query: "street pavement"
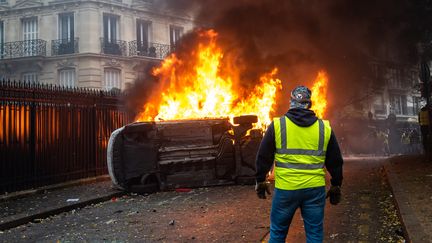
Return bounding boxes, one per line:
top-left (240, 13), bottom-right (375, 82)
top-left (0, 156), bottom-right (427, 242)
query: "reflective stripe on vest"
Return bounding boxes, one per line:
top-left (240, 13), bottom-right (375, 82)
top-left (273, 116), bottom-right (331, 190)
top-left (276, 118), bottom-right (325, 157)
top-left (275, 161), bottom-right (324, 169)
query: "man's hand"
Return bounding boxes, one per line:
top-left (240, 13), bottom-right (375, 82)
top-left (255, 181), bottom-right (271, 199)
top-left (326, 185), bottom-right (341, 205)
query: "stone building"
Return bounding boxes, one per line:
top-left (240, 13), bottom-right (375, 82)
top-left (368, 60), bottom-right (421, 122)
top-left (0, 0), bottom-right (195, 90)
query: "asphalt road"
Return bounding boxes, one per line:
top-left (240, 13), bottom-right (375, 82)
top-left (0, 158), bottom-right (405, 242)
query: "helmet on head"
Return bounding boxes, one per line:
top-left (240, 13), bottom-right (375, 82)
top-left (290, 85), bottom-right (312, 109)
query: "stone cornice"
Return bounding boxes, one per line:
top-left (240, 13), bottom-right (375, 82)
top-left (0, 0), bottom-right (195, 22)
top-left (0, 3), bottom-right (11, 11)
top-left (0, 52), bottom-right (163, 65)
top-left (14, 0), bottom-right (44, 9)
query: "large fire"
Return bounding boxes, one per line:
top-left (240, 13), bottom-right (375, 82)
top-left (311, 71), bottom-right (329, 118)
top-left (136, 29), bottom-right (328, 127)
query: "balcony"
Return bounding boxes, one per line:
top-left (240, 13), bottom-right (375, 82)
top-left (1, 39), bottom-right (47, 59)
top-left (51, 38), bottom-right (79, 55)
top-left (128, 41), bottom-right (170, 59)
top-left (100, 38), bottom-right (127, 56)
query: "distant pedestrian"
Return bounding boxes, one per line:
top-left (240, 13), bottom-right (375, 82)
top-left (377, 130), bottom-right (389, 156)
top-left (419, 105), bottom-right (429, 154)
top-left (409, 128), bottom-right (421, 154)
top-left (401, 130), bottom-right (410, 154)
top-left (255, 86), bottom-right (344, 243)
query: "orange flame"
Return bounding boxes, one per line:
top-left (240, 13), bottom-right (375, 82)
top-left (136, 29), bottom-right (282, 128)
top-left (136, 29), bottom-right (329, 127)
top-left (310, 71), bottom-right (329, 118)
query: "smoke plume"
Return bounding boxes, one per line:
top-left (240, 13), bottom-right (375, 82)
top-left (125, 0), bottom-right (432, 118)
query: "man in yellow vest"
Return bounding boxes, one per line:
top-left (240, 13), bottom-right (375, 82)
top-left (255, 86), bottom-right (343, 243)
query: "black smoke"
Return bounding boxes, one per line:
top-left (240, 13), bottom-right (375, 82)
top-left (125, 0), bottom-right (432, 118)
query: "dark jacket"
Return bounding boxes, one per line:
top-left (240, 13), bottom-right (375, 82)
top-left (255, 108), bottom-right (344, 187)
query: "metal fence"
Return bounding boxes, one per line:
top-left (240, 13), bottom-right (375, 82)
top-left (0, 80), bottom-right (133, 193)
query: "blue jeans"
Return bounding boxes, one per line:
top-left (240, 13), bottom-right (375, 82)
top-left (269, 186), bottom-right (326, 243)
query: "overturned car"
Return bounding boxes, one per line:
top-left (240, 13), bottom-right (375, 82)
top-left (107, 115), bottom-right (262, 193)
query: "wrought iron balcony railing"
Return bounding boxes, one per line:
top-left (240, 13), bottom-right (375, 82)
top-left (1, 39), bottom-right (47, 59)
top-left (128, 41), bottom-right (170, 59)
top-left (100, 38), bottom-right (127, 56)
top-left (51, 38), bottom-right (79, 55)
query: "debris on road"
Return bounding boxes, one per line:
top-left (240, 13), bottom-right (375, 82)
top-left (66, 199), bottom-right (79, 202)
top-left (105, 219), bottom-right (115, 225)
top-left (169, 220), bottom-right (175, 226)
top-left (127, 211), bottom-right (139, 216)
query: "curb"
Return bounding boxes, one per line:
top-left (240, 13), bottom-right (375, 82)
top-left (0, 191), bottom-right (125, 231)
top-left (383, 163), bottom-right (426, 243)
top-left (0, 175), bottom-right (111, 201)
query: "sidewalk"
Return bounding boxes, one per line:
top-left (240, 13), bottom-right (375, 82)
top-left (385, 155), bottom-right (432, 243)
top-left (0, 178), bottom-right (124, 231)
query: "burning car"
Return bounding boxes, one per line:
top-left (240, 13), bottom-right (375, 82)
top-left (107, 29), bottom-right (329, 192)
top-left (107, 115), bottom-right (262, 192)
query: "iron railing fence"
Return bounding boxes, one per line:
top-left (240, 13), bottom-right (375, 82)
top-left (1, 39), bottom-right (47, 59)
top-left (0, 80), bottom-right (133, 193)
top-left (100, 38), bottom-right (127, 56)
top-left (128, 41), bottom-right (170, 59)
top-left (51, 38), bottom-right (79, 56)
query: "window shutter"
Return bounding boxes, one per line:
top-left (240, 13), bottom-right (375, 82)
top-left (136, 20), bottom-right (141, 44)
top-left (70, 14), bottom-right (74, 41)
top-left (103, 15), bottom-right (109, 42)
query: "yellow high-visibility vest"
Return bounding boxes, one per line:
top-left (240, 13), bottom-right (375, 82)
top-left (419, 110), bottom-right (429, 126)
top-left (273, 116), bottom-right (332, 190)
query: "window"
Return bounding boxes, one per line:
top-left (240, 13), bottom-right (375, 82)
top-left (59, 13), bottom-right (74, 41)
top-left (103, 14), bottom-right (118, 43)
top-left (59, 69), bottom-right (75, 87)
top-left (0, 21), bottom-right (3, 58)
top-left (170, 25), bottom-right (183, 48)
top-left (412, 96), bottom-right (422, 116)
top-left (22, 17), bottom-right (38, 56)
top-left (387, 68), bottom-right (403, 89)
top-left (373, 94), bottom-right (386, 115)
top-left (23, 17), bottom-right (38, 41)
top-left (390, 94), bottom-right (408, 115)
top-left (22, 72), bottom-right (38, 84)
top-left (57, 13), bottom-right (75, 54)
top-left (0, 0), bottom-right (7, 3)
top-left (104, 69), bottom-right (121, 90)
top-left (136, 19), bottom-right (150, 55)
top-left (102, 14), bottom-right (121, 55)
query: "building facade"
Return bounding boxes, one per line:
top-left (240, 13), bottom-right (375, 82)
top-left (0, 0), bottom-right (195, 90)
top-left (368, 60), bottom-right (422, 122)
